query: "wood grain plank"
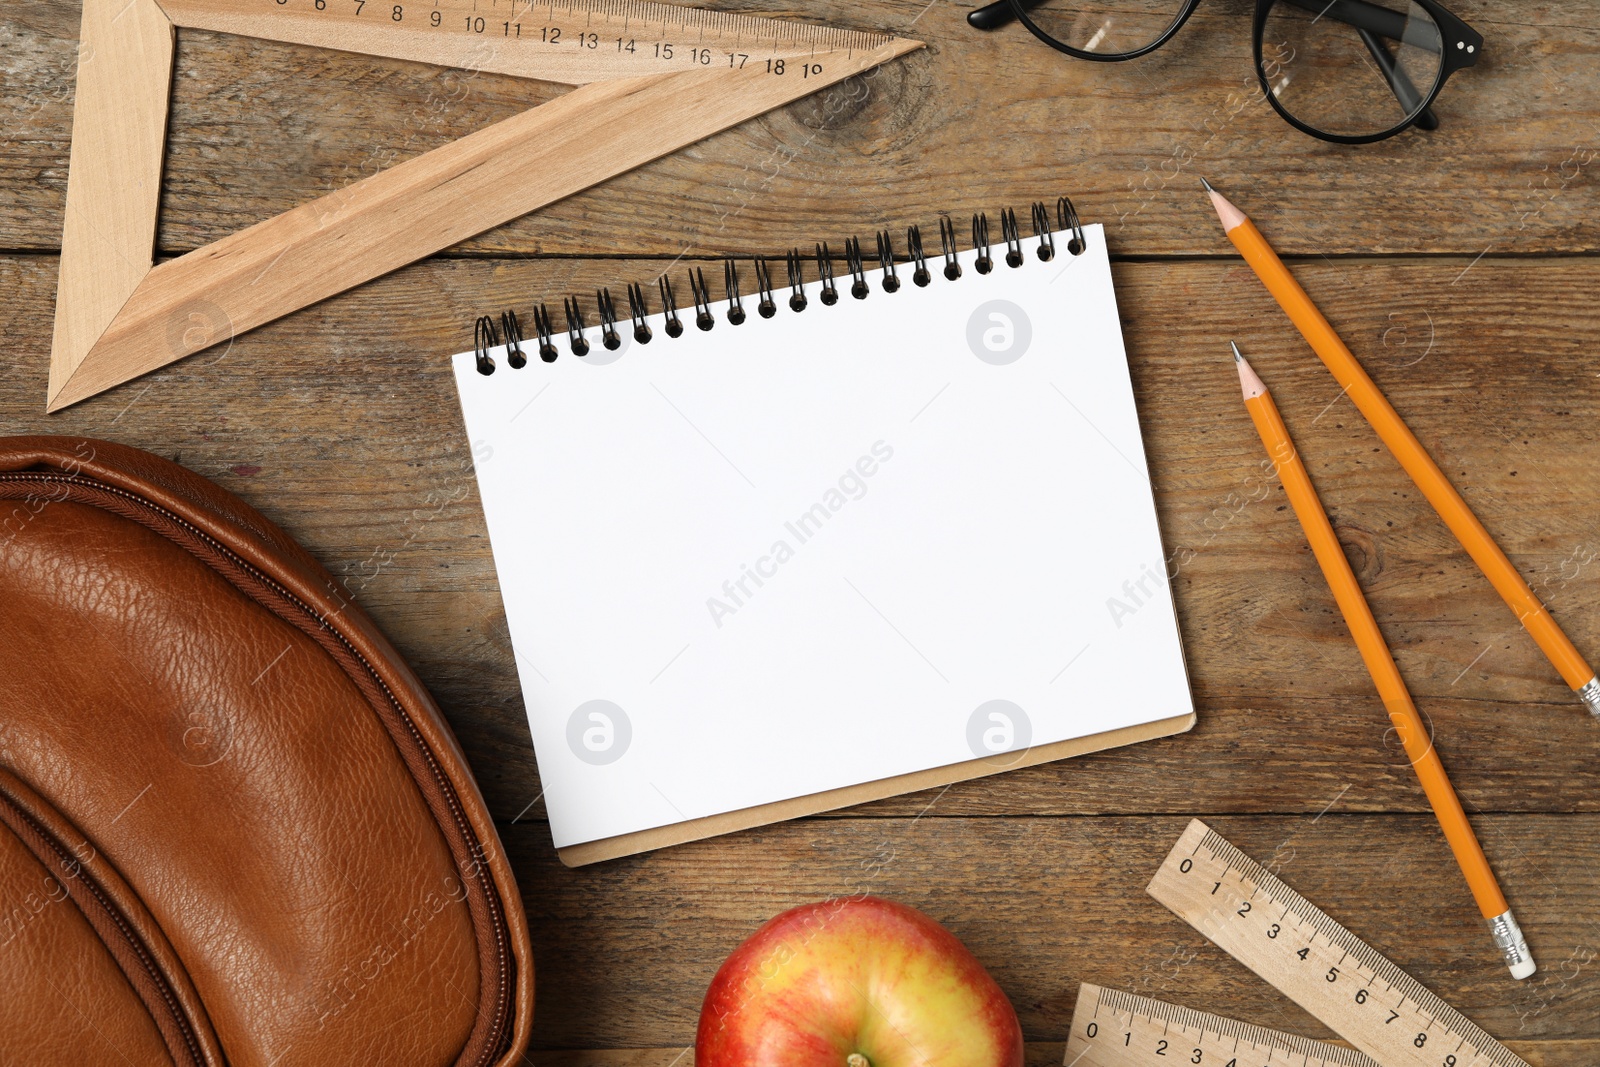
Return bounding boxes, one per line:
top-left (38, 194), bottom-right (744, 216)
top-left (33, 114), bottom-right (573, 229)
top-left (2, 254), bottom-right (1597, 822)
top-left (5, 6), bottom-right (1596, 1066)
top-left (4, 0), bottom-right (1600, 258)
top-left (501, 815), bottom-right (1599, 1051)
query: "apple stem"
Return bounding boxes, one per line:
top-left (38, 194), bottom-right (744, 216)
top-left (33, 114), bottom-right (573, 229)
top-left (846, 1056), bottom-right (870, 1067)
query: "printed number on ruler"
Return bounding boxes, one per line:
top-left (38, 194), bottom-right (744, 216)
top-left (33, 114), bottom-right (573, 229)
top-left (246, 0), bottom-right (874, 76)
top-left (1146, 820), bottom-right (1527, 1067)
top-left (1064, 982), bottom-right (1379, 1067)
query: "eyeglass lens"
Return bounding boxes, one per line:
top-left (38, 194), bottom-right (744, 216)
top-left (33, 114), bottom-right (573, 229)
top-left (1261, 0), bottom-right (1448, 139)
top-left (1011, 1), bottom-right (1194, 58)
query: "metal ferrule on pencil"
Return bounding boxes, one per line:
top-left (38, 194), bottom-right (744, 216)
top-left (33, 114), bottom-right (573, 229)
top-left (1578, 677), bottom-right (1600, 718)
top-left (1487, 910), bottom-right (1536, 980)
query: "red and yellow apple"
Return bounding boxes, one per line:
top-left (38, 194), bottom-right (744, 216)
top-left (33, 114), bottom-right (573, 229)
top-left (696, 895), bottom-right (1024, 1067)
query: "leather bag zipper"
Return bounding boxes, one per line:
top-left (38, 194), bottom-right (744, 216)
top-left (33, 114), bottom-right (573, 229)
top-left (0, 786), bottom-right (206, 1067)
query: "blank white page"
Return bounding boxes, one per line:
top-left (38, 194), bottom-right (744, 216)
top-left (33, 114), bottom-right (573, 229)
top-left (452, 224), bottom-right (1192, 851)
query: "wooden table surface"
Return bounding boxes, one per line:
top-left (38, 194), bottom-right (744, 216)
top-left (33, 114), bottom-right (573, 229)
top-left (4, 0), bottom-right (1598, 1062)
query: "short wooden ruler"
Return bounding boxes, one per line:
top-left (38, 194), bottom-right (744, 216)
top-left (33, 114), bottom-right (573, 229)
top-left (1125, 819), bottom-right (1527, 1067)
top-left (1064, 982), bottom-right (1380, 1067)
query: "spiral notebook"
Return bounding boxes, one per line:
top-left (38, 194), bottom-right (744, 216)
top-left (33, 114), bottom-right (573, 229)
top-left (451, 202), bottom-right (1195, 865)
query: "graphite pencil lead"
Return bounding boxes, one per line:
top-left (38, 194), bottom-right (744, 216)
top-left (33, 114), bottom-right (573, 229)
top-left (1230, 340), bottom-right (1243, 363)
top-left (1199, 176), bottom-right (1216, 193)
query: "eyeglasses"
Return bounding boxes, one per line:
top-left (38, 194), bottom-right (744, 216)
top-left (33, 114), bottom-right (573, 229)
top-left (967, 0), bottom-right (1483, 144)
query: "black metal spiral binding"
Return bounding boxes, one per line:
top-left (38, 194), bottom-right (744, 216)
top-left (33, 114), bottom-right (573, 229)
top-left (906, 225), bottom-right (931, 287)
top-left (470, 198), bottom-right (1089, 371)
top-left (1058, 196), bottom-right (1087, 256)
top-left (753, 258), bottom-right (777, 319)
top-left (1001, 208), bottom-right (1024, 268)
top-left (1031, 201), bottom-right (1056, 261)
top-left (971, 214), bottom-right (993, 275)
top-left (531, 304), bottom-right (559, 362)
top-left (845, 237), bottom-right (870, 299)
top-left (658, 274), bottom-right (684, 337)
top-left (816, 243), bottom-right (839, 306)
top-left (785, 249), bottom-right (808, 312)
top-left (937, 216), bottom-right (962, 281)
top-left (724, 259), bottom-right (747, 325)
top-left (688, 267), bottom-right (716, 331)
top-left (562, 297), bottom-right (590, 356)
top-left (474, 315), bottom-right (499, 375)
top-left (627, 282), bottom-right (652, 344)
top-left (596, 287), bottom-right (622, 350)
top-left (876, 230), bottom-right (901, 293)
top-left (500, 310), bottom-right (527, 369)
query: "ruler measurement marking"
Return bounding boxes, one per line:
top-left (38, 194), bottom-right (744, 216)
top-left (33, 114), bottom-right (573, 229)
top-left (246, 0), bottom-right (892, 55)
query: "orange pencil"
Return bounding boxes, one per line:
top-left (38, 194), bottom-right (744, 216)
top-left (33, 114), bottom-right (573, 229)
top-left (1205, 179), bottom-right (1599, 719)
top-left (1234, 343), bottom-right (1534, 981)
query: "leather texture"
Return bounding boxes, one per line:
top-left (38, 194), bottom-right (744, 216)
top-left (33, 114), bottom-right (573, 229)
top-left (0, 437), bottom-right (532, 1067)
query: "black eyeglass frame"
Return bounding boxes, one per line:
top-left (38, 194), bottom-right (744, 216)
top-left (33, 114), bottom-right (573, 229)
top-left (968, 0), bottom-right (1483, 144)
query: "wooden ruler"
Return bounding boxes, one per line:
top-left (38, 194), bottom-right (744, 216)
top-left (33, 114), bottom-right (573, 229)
top-left (1064, 983), bottom-right (1380, 1067)
top-left (158, 0), bottom-right (889, 84)
top-left (1141, 819), bottom-right (1526, 1067)
top-left (49, 0), bottom-right (920, 410)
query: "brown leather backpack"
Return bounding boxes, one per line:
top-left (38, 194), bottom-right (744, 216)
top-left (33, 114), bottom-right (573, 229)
top-left (0, 437), bottom-right (532, 1067)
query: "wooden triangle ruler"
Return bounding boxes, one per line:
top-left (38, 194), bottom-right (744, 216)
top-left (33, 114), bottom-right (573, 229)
top-left (49, 0), bottom-right (921, 411)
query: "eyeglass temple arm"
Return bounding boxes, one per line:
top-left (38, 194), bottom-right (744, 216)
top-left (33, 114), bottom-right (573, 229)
top-left (968, 0), bottom-right (1031, 31)
top-left (1356, 26), bottom-right (1440, 130)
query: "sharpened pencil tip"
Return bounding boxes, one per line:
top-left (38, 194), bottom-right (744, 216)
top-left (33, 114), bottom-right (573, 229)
top-left (1234, 345), bottom-right (1267, 401)
top-left (1202, 179), bottom-right (1248, 231)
